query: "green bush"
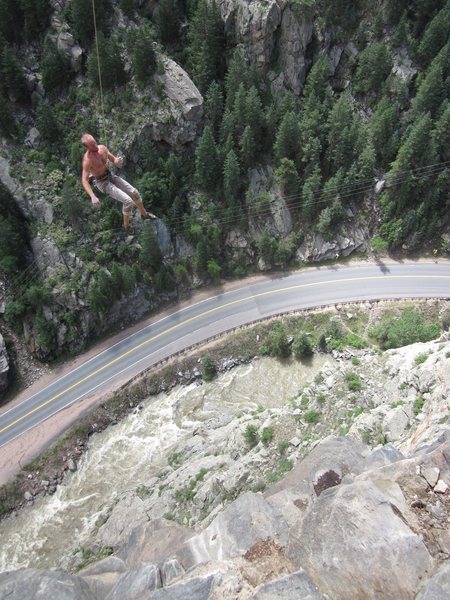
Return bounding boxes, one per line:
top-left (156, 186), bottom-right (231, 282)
top-left (345, 371), bottom-right (362, 392)
top-left (261, 426), bottom-right (274, 445)
top-left (414, 394), bottom-right (425, 415)
top-left (201, 356), bottom-right (217, 381)
top-left (293, 332), bottom-right (313, 358)
top-left (304, 410), bottom-right (320, 424)
top-left (269, 322), bottom-right (291, 359)
top-left (244, 424), bottom-right (259, 448)
top-left (369, 309), bottom-right (440, 349)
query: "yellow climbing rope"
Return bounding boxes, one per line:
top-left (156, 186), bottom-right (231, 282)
top-left (91, 0), bottom-right (107, 146)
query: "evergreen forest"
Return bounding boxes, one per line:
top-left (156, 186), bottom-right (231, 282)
top-left (0, 0), bottom-right (449, 362)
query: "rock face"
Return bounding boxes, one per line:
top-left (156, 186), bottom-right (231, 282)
top-left (277, 5), bottom-right (314, 95)
top-left (1, 337), bottom-right (450, 597)
top-left (2, 433), bottom-right (448, 598)
top-left (219, 0), bottom-right (284, 68)
top-left (128, 57), bottom-right (204, 154)
top-left (0, 569), bottom-right (96, 600)
top-left (0, 334), bottom-right (9, 396)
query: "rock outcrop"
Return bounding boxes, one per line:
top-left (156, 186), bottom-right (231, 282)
top-left (0, 334), bottom-right (9, 397)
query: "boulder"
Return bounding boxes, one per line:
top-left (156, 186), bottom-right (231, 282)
top-left (24, 127), bottom-right (42, 149)
top-left (250, 569), bottom-right (326, 599)
top-left (116, 518), bottom-right (192, 568)
top-left (105, 563), bottom-right (161, 600)
top-left (176, 491), bottom-right (289, 569)
top-left (0, 569), bottom-right (95, 600)
top-left (146, 573), bottom-right (217, 600)
top-left (30, 236), bottom-right (61, 275)
top-left (416, 564), bottom-right (450, 599)
top-left (79, 557), bottom-right (127, 600)
top-left (287, 478), bottom-right (434, 599)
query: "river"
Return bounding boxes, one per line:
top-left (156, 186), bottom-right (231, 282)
top-left (0, 355), bottom-right (330, 571)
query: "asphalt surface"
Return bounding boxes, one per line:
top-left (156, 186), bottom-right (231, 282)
top-left (1, 261), bottom-right (449, 449)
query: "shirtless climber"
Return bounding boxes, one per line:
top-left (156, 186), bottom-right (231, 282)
top-left (81, 133), bottom-right (156, 230)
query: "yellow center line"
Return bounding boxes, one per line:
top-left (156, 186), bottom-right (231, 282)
top-left (1, 273), bottom-right (449, 435)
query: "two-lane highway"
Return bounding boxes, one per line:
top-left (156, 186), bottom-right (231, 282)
top-left (1, 261), bottom-right (449, 451)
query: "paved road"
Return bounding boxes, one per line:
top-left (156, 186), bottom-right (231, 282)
top-left (1, 261), bottom-right (449, 449)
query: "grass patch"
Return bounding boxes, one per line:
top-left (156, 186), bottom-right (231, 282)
top-left (414, 352), bottom-right (429, 365)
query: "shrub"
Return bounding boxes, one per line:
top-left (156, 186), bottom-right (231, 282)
top-left (269, 322), bottom-right (291, 359)
top-left (345, 371), bottom-right (362, 392)
top-left (201, 356), bottom-right (216, 381)
top-left (369, 309), bottom-right (440, 349)
top-left (293, 332), bottom-right (313, 358)
top-left (414, 394), bottom-right (425, 415)
top-left (277, 440), bottom-right (289, 455)
top-left (304, 410), bottom-right (320, 424)
top-left (261, 426), bottom-right (274, 445)
top-left (244, 424), bottom-right (259, 448)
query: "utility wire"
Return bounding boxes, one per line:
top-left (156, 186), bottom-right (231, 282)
top-left (4, 160), bottom-right (448, 297)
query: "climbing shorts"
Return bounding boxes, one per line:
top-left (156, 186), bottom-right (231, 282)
top-left (94, 172), bottom-right (136, 214)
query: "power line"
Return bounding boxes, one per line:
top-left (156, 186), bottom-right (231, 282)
top-left (4, 159), bottom-right (448, 297)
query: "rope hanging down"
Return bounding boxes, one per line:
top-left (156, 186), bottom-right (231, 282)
top-left (91, 0), bottom-right (107, 146)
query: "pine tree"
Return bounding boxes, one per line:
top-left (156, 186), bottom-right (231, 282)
top-left (354, 41), bottom-right (392, 95)
top-left (370, 97), bottom-right (400, 166)
top-left (298, 109), bottom-right (323, 172)
top-left (156, 0), bottom-right (182, 45)
top-left (240, 125), bottom-right (256, 169)
top-left (302, 56), bottom-right (332, 116)
top-left (224, 49), bottom-right (246, 110)
top-left (388, 113), bottom-right (438, 212)
top-left (139, 223), bottom-right (163, 273)
top-left (205, 81), bottom-right (224, 136)
top-left (36, 101), bottom-right (60, 144)
top-left (129, 25), bottom-right (157, 87)
top-left (195, 126), bottom-right (221, 191)
top-left (245, 86), bottom-right (264, 147)
top-left (71, 0), bottom-right (112, 47)
top-left (223, 149), bottom-right (241, 205)
top-left (232, 82), bottom-right (248, 138)
top-left (273, 112), bottom-right (301, 164)
top-left (417, 4), bottom-right (450, 66)
top-left (433, 100), bottom-right (450, 161)
top-left (0, 0), bottom-right (24, 44)
top-left (410, 60), bottom-right (445, 118)
top-left (326, 93), bottom-right (358, 171)
top-left (41, 36), bottom-right (72, 96)
top-left (187, 0), bottom-right (225, 93)
top-left (20, 0), bottom-right (51, 41)
top-left (1, 45), bottom-right (28, 102)
top-left (301, 167), bottom-right (321, 221)
top-left (219, 108), bottom-right (235, 145)
top-left (87, 32), bottom-right (127, 90)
